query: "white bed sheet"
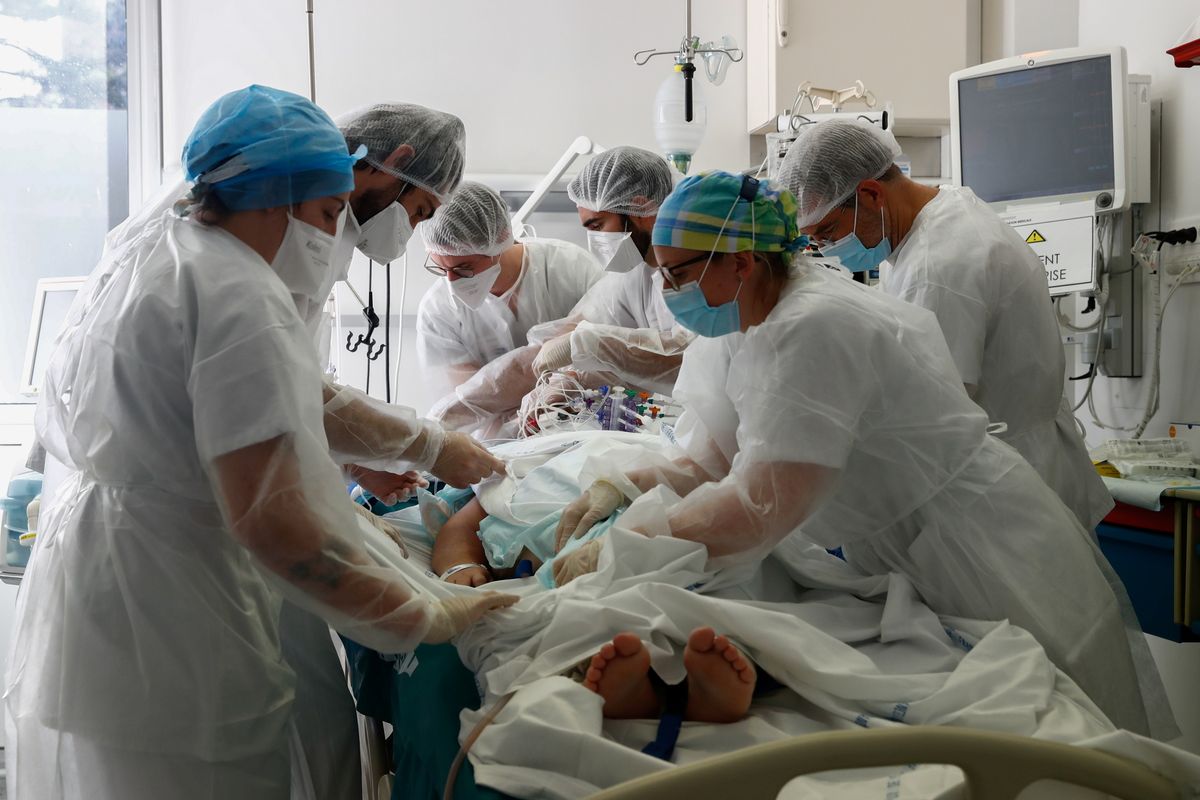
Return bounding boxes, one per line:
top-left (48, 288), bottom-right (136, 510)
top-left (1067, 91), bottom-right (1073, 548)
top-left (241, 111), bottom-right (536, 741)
top-left (351, 433), bottom-right (1200, 800)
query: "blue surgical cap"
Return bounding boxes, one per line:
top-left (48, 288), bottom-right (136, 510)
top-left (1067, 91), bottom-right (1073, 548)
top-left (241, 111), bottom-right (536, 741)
top-left (183, 85), bottom-right (363, 211)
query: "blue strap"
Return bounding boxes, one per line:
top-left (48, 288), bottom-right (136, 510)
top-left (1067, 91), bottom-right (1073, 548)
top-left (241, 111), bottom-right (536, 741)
top-left (640, 712), bottom-right (684, 761)
top-left (640, 679), bottom-right (688, 761)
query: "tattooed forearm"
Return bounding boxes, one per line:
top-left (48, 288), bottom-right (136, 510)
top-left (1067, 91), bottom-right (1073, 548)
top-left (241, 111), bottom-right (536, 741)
top-left (287, 551), bottom-right (349, 589)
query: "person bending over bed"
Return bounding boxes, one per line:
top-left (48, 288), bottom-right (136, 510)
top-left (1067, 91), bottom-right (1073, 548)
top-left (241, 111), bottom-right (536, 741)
top-left (545, 171), bottom-right (1168, 738)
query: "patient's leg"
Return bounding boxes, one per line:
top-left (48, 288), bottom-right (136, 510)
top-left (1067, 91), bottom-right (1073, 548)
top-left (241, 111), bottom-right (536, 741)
top-left (583, 634), bottom-right (659, 719)
top-left (683, 627), bottom-right (756, 723)
top-left (430, 498), bottom-right (492, 587)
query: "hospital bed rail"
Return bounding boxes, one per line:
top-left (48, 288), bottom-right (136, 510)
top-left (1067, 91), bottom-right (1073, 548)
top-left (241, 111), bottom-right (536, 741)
top-left (587, 726), bottom-right (1180, 800)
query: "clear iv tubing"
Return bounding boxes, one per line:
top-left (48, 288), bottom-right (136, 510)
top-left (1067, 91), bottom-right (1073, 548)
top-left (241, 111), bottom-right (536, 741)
top-left (519, 370), bottom-right (599, 438)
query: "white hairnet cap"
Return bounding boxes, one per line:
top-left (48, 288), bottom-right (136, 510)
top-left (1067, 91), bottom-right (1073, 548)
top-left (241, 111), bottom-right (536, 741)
top-left (422, 181), bottom-right (512, 258)
top-left (568, 146), bottom-right (675, 217)
top-left (777, 119), bottom-right (902, 228)
top-left (337, 103), bottom-right (466, 201)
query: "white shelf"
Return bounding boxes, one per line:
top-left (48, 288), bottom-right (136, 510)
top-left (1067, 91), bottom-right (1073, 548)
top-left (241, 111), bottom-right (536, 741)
top-left (892, 118), bottom-right (951, 138)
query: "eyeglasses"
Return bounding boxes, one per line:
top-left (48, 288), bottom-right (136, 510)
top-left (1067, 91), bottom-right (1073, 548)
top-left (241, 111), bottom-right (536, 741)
top-left (658, 252), bottom-right (712, 291)
top-left (809, 205), bottom-right (858, 249)
top-left (424, 255), bottom-right (476, 279)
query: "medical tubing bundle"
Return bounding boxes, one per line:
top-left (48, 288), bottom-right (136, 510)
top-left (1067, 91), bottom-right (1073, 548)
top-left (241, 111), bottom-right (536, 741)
top-left (518, 370), bottom-right (597, 437)
top-left (1132, 258), bottom-right (1200, 438)
top-left (1074, 222), bottom-right (1200, 437)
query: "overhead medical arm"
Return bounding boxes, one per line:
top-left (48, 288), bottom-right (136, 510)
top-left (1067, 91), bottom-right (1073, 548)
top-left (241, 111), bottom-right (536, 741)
top-left (510, 136), bottom-right (604, 239)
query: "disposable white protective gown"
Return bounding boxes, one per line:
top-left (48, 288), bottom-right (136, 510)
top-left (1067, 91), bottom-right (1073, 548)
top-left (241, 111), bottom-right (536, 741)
top-left (5, 211), bottom-right (437, 800)
top-left (572, 260), bottom-right (677, 332)
top-left (563, 261), bottom-right (694, 394)
top-left (632, 257), bottom-right (1171, 739)
top-left (880, 185), bottom-right (1112, 529)
top-left (43, 186), bottom-right (433, 800)
top-left (416, 238), bottom-right (601, 397)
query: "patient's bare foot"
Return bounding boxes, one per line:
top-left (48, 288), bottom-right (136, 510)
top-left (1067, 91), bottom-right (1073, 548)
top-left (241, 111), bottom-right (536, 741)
top-left (683, 627), bottom-right (756, 723)
top-left (583, 633), bottom-right (659, 719)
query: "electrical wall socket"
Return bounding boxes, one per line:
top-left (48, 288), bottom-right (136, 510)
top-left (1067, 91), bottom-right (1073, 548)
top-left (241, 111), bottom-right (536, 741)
top-left (1160, 238), bottom-right (1200, 283)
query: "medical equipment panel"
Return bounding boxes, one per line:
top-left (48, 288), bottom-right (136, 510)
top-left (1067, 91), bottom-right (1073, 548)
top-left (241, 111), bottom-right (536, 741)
top-left (949, 47), bottom-right (1133, 212)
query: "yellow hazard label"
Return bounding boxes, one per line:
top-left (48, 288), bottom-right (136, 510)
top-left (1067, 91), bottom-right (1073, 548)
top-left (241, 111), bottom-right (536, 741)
top-left (1025, 229), bottom-right (1046, 244)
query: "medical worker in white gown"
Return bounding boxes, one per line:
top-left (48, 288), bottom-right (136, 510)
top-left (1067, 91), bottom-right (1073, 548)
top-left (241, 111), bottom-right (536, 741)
top-left (4, 85), bottom-right (515, 800)
top-left (297, 101), bottom-right (481, 800)
top-left (67, 102), bottom-right (501, 800)
top-left (417, 181), bottom-right (602, 434)
top-left (779, 118), bottom-right (1113, 531)
top-left (553, 171), bottom-right (1174, 741)
top-left (528, 146), bottom-right (694, 395)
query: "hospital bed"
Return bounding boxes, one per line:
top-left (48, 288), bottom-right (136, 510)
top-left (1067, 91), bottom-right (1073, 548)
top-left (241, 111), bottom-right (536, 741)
top-left (345, 639), bottom-right (514, 800)
top-left (590, 727), bottom-right (1180, 800)
top-left (341, 433), bottom-right (1197, 799)
top-left (344, 641), bottom-right (1186, 800)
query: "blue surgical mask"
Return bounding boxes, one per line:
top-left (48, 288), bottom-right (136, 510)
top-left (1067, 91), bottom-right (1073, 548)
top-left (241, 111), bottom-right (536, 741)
top-left (662, 255), bottom-right (743, 338)
top-left (661, 187), bottom-right (750, 338)
top-left (820, 197), bottom-right (891, 272)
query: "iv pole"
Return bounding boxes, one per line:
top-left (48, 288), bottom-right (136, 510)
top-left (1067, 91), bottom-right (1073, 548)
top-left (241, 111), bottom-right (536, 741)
top-left (306, 0), bottom-right (317, 103)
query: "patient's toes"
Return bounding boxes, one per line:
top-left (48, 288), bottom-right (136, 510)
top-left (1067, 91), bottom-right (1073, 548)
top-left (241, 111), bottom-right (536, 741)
top-left (582, 633), bottom-right (658, 719)
top-left (684, 627), bottom-right (757, 723)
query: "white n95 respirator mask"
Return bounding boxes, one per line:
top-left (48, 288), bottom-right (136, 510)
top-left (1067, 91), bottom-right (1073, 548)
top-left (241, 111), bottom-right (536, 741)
top-left (587, 230), bottom-right (643, 273)
top-left (448, 263), bottom-right (502, 310)
top-left (356, 201), bottom-right (411, 263)
top-left (272, 214), bottom-right (338, 302)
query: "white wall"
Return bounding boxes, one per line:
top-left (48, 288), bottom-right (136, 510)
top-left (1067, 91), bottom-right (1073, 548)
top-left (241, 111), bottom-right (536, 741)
top-left (314, 1), bottom-right (747, 175)
top-left (1074, 3), bottom-right (1200, 444)
top-left (1075, 0), bottom-right (1200, 757)
top-left (161, 0), bottom-right (748, 177)
top-left (761, 0), bottom-right (979, 122)
top-left (159, 0), bottom-right (748, 411)
top-left (982, 0), bottom-right (1078, 61)
top-left (160, 3), bottom-right (311, 166)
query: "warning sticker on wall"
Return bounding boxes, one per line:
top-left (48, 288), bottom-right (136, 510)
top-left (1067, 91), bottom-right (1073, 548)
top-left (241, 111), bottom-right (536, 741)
top-left (1001, 200), bottom-right (1097, 296)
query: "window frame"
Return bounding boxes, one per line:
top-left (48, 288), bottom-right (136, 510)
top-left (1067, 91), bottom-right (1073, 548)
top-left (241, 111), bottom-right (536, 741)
top-left (125, 0), bottom-right (165, 210)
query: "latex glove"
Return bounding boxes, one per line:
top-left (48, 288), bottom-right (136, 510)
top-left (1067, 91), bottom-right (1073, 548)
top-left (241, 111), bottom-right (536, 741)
top-left (554, 480), bottom-right (624, 552)
top-left (351, 503), bottom-right (409, 557)
top-left (423, 592), bottom-right (519, 643)
top-left (418, 490), bottom-right (454, 538)
top-left (532, 333), bottom-right (573, 375)
top-left (552, 539), bottom-right (602, 586)
top-left (349, 465), bottom-right (428, 505)
top-left (431, 432), bottom-right (506, 489)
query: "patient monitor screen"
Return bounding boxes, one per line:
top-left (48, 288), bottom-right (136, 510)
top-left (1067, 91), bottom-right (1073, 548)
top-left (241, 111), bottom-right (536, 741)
top-left (958, 55), bottom-right (1115, 204)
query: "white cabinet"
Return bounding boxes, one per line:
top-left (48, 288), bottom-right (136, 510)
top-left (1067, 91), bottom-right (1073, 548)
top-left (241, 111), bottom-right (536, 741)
top-left (746, 0), bottom-right (982, 131)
